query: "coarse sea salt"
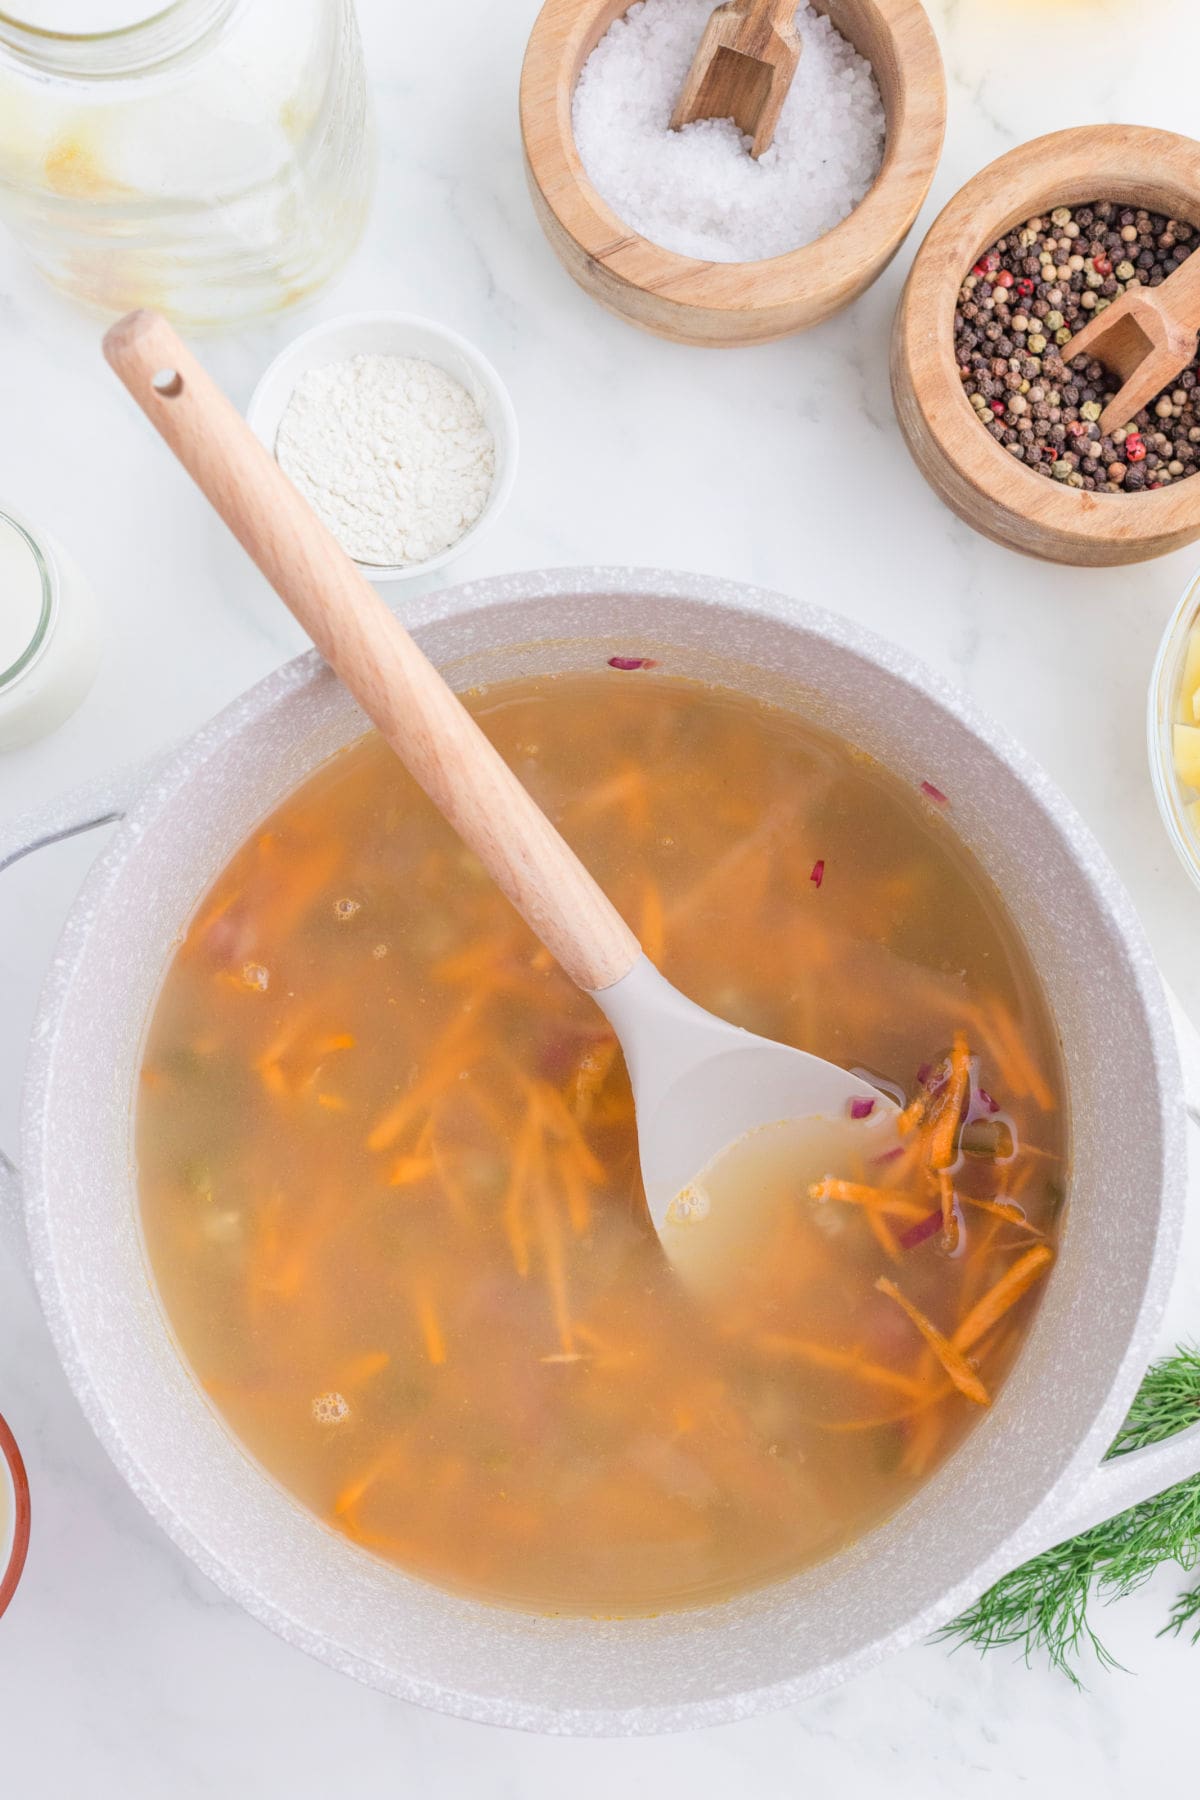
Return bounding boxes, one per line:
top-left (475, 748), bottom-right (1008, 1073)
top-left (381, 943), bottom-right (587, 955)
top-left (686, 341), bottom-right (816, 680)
top-left (572, 0), bottom-right (886, 264)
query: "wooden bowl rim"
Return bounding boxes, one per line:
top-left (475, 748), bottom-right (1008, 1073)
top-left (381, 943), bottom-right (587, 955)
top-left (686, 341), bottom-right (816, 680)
top-left (897, 123), bottom-right (1200, 548)
top-left (520, 0), bottom-right (946, 316)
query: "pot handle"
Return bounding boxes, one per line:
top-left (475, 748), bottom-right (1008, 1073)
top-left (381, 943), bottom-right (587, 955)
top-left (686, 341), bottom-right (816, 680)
top-left (0, 759), bottom-right (146, 1270)
top-left (1039, 987), bottom-right (1200, 1548)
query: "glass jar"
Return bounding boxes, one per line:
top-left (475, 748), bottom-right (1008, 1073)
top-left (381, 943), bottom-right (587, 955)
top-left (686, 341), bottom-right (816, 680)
top-left (0, 504), bottom-right (99, 750)
top-left (0, 0), bottom-right (374, 327)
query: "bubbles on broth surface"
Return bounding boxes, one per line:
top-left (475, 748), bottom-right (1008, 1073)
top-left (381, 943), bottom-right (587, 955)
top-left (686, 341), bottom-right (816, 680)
top-left (311, 1392), bottom-right (351, 1426)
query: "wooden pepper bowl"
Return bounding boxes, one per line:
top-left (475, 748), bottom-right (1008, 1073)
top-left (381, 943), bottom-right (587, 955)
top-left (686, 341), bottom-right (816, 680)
top-left (892, 126), bottom-right (1200, 566)
top-left (520, 0), bottom-right (946, 347)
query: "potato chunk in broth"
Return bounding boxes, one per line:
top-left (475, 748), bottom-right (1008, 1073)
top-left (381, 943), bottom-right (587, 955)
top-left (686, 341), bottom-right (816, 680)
top-left (137, 674), bottom-right (1066, 1615)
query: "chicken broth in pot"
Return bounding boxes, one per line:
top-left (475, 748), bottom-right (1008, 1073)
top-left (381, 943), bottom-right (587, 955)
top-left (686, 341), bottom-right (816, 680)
top-left (136, 672), bottom-right (1067, 1616)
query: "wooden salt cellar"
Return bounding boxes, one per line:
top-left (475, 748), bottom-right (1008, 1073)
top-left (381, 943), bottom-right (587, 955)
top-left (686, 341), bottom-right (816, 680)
top-left (892, 125), bottom-right (1200, 566)
top-left (520, 0), bottom-right (945, 348)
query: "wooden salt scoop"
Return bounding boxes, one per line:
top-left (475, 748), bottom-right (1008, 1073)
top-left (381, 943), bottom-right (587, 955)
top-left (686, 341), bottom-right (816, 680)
top-left (670, 0), bottom-right (802, 159)
top-left (1061, 245), bottom-right (1200, 437)
top-left (103, 309), bottom-right (897, 1278)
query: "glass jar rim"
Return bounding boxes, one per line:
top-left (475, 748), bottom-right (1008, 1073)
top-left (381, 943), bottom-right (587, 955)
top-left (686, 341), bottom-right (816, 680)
top-left (0, 0), bottom-right (237, 78)
top-left (0, 509), bottom-right (57, 695)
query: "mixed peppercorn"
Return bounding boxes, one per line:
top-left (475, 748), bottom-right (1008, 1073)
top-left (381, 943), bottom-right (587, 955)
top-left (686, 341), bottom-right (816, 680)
top-left (955, 201), bottom-right (1200, 491)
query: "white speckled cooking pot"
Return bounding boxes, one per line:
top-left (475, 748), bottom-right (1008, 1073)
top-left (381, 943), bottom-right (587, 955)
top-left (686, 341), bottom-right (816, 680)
top-left (2, 568), bottom-right (1199, 1735)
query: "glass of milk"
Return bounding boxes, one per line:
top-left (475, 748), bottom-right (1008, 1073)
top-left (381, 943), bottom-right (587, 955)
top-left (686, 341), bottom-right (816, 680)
top-left (0, 507), bottom-right (100, 751)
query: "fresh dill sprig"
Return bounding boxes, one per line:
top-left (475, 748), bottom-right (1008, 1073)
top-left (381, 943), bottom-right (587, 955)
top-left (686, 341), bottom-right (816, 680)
top-left (939, 1344), bottom-right (1200, 1683)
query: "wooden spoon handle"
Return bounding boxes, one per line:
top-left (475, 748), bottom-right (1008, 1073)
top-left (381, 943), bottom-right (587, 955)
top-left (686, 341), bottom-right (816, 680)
top-left (738, 0), bottom-right (801, 35)
top-left (103, 310), bottom-right (641, 994)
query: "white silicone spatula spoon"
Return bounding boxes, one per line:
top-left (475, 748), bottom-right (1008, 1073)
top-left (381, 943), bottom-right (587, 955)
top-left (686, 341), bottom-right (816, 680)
top-left (104, 311), bottom-right (894, 1249)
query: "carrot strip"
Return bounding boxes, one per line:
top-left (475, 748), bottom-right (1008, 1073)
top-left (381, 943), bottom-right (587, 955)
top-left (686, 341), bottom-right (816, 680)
top-left (665, 801), bottom-right (795, 929)
top-left (989, 1002), bottom-right (1056, 1112)
top-left (413, 1289), bottom-right (447, 1365)
top-left (426, 1114), bottom-right (479, 1225)
top-left (341, 1350), bottom-right (390, 1387)
top-left (639, 879), bottom-right (666, 966)
top-left (938, 1170), bottom-right (959, 1253)
top-left (501, 1113), bottom-right (539, 1278)
top-left (389, 1153), bottom-right (437, 1187)
top-left (864, 1200), bottom-right (902, 1263)
top-left (253, 1009), bottom-right (313, 1098)
top-left (572, 1320), bottom-right (611, 1356)
top-left (567, 763), bottom-right (651, 836)
top-left (872, 1136), bottom-right (924, 1185)
top-left (967, 998), bottom-right (1057, 1114)
top-left (899, 1401), bottom-right (949, 1478)
top-left (188, 885), bottom-right (238, 950)
top-left (569, 1038), bottom-right (619, 1125)
top-left (802, 1385), bottom-right (952, 1433)
top-left (962, 1194), bottom-right (1044, 1232)
top-left (896, 1092), bottom-right (928, 1136)
top-left (334, 1443), bottom-right (407, 1516)
top-left (365, 1021), bottom-right (482, 1152)
top-left (952, 1244), bottom-right (1055, 1353)
top-left (927, 1033), bottom-right (970, 1171)
top-left (430, 934), bottom-right (515, 986)
top-left (875, 1276), bottom-right (991, 1407)
top-left (535, 1184), bottom-right (574, 1357)
top-left (557, 1143), bottom-right (592, 1236)
top-left (754, 1333), bottom-right (928, 1398)
top-left (809, 1178), bottom-right (928, 1222)
top-left (528, 1080), bottom-right (606, 1183)
top-left (242, 834), bottom-right (343, 949)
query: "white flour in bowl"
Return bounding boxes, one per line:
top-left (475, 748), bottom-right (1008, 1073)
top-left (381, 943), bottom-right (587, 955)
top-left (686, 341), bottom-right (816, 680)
top-left (572, 0), bottom-right (886, 263)
top-left (275, 354), bottom-right (496, 569)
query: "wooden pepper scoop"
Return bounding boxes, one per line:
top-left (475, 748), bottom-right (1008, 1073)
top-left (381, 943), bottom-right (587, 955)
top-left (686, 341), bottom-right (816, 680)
top-left (671, 0), bottom-right (802, 160)
top-left (1061, 245), bottom-right (1200, 437)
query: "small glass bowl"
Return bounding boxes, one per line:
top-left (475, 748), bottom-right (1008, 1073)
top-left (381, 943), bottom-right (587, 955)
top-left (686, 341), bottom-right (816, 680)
top-left (246, 312), bottom-right (519, 584)
top-left (1149, 572), bottom-right (1200, 897)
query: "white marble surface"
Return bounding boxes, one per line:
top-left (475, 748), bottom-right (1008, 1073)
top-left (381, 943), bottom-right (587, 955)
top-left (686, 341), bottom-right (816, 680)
top-left (2, 0), bottom-right (1200, 1790)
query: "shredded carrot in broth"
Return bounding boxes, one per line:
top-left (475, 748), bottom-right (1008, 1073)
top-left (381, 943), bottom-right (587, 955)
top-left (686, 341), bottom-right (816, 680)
top-left (927, 1033), bottom-right (971, 1171)
top-left (874, 1278), bottom-right (992, 1408)
top-left (136, 673), bottom-right (1068, 1617)
top-left (808, 1178), bottom-right (929, 1222)
top-left (753, 1334), bottom-right (929, 1399)
top-left (952, 1245), bottom-right (1055, 1353)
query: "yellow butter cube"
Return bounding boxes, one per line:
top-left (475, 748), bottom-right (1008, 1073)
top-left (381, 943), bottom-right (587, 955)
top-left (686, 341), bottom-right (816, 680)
top-left (1175, 722), bottom-right (1200, 789)
top-left (1182, 628), bottom-right (1200, 722)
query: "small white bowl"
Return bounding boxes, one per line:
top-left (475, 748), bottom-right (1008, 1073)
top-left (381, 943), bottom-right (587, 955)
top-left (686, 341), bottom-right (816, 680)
top-left (246, 312), bottom-right (519, 583)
